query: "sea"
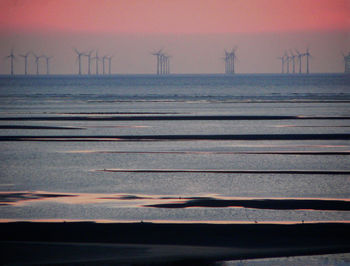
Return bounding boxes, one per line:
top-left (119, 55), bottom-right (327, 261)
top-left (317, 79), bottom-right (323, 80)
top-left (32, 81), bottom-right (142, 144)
top-left (0, 73), bottom-right (350, 265)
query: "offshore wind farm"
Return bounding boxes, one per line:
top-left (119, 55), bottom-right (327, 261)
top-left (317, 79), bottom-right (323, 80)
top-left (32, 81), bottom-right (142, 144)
top-left (2, 45), bottom-right (350, 76)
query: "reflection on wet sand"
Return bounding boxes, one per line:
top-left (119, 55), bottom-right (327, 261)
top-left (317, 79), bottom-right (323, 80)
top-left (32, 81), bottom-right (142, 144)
top-left (0, 192), bottom-right (76, 206)
top-left (1, 133), bottom-right (350, 141)
top-left (97, 168), bottom-right (350, 175)
top-left (1, 218), bottom-right (349, 224)
top-left (1, 191), bottom-right (349, 211)
top-left (0, 125), bottom-right (84, 130)
top-left (145, 198), bottom-right (350, 211)
top-left (1, 115), bottom-right (350, 121)
top-left (275, 125), bottom-right (350, 128)
top-left (67, 150), bottom-right (350, 155)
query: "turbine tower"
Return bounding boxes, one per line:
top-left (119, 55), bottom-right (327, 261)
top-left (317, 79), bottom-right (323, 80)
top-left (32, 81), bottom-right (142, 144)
top-left (86, 50), bottom-right (94, 75)
top-left (224, 50), bottom-right (230, 74)
top-left (74, 48), bottom-right (86, 75)
top-left (284, 52), bottom-right (290, 74)
top-left (295, 49), bottom-right (303, 74)
top-left (277, 54), bottom-right (285, 74)
top-left (223, 47), bottom-right (237, 74)
top-left (92, 51), bottom-right (100, 75)
top-left (102, 55), bottom-right (109, 75)
top-left (43, 55), bottom-right (53, 75)
top-left (289, 50), bottom-right (296, 74)
top-left (107, 56), bottom-right (113, 75)
top-left (230, 47), bottom-right (238, 74)
top-left (342, 52), bottom-right (350, 73)
top-left (33, 53), bottom-right (42, 75)
top-left (151, 49), bottom-right (163, 75)
top-left (304, 47), bottom-right (311, 74)
top-left (160, 54), bottom-right (166, 75)
top-left (5, 48), bottom-right (16, 75)
top-left (164, 55), bottom-right (171, 74)
top-left (19, 52), bottom-right (30, 75)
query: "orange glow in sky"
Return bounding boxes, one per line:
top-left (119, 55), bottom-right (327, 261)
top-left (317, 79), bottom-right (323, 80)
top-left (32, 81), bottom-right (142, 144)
top-left (0, 0), bottom-right (349, 34)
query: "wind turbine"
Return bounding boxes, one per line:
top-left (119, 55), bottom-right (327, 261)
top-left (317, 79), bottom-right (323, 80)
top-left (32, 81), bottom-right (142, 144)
top-left (167, 56), bottom-right (170, 74)
top-left (165, 55), bottom-right (172, 74)
top-left (5, 48), bottom-right (16, 75)
top-left (32, 53), bottom-right (42, 75)
top-left (43, 55), bottom-right (53, 75)
top-left (74, 48), bottom-right (86, 75)
top-left (295, 49), bottom-right (303, 74)
top-left (277, 54), bottom-right (285, 74)
top-left (160, 54), bottom-right (166, 75)
top-left (289, 50), bottom-right (296, 74)
top-left (342, 52), bottom-right (350, 73)
top-left (223, 49), bottom-right (230, 74)
top-left (86, 50), bottom-right (94, 75)
top-left (92, 51), bottom-right (100, 75)
top-left (151, 49), bottom-right (163, 75)
top-left (284, 51), bottom-right (290, 74)
top-left (19, 52), bottom-right (30, 75)
top-left (163, 54), bottom-right (171, 74)
top-left (304, 47), bottom-right (311, 74)
top-left (102, 55), bottom-right (109, 75)
top-left (230, 46), bottom-right (238, 74)
top-left (107, 56), bottom-right (113, 75)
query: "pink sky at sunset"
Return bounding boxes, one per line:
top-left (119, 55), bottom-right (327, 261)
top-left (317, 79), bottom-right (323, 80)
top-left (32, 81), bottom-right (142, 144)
top-left (0, 0), bottom-right (349, 74)
top-left (0, 0), bottom-right (349, 34)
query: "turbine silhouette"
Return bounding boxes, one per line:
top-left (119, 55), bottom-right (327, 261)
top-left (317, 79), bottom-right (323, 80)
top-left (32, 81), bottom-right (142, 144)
top-left (102, 55), bottom-right (109, 75)
top-left (303, 47), bottom-right (312, 74)
top-left (19, 52), bottom-right (30, 75)
top-left (164, 54), bottom-right (171, 74)
top-left (342, 51), bottom-right (350, 73)
top-left (32, 53), bottom-right (42, 75)
top-left (160, 54), bottom-right (166, 75)
top-left (86, 50), bottom-right (94, 75)
top-left (230, 46), bottom-right (238, 74)
top-left (223, 47), bottom-right (237, 74)
top-left (92, 51), bottom-right (100, 75)
top-left (107, 56), bottom-right (113, 75)
top-left (295, 49), bottom-right (303, 74)
top-left (223, 49), bottom-right (230, 74)
top-left (284, 51), bottom-right (290, 74)
top-left (74, 48), bottom-right (86, 75)
top-left (5, 48), bottom-right (16, 75)
top-left (277, 55), bottom-right (285, 74)
top-left (43, 55), bottom-right (53, 75)
top-left (289, 50), bottom-right (296, 74)
top-left (151, 49), bottom-right (163, 75)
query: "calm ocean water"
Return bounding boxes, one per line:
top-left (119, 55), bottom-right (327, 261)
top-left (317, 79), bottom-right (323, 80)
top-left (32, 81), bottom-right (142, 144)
top-left (1, 74), bottom-right (350, 263)
top-left (0, 74), bottom-right (350, 222)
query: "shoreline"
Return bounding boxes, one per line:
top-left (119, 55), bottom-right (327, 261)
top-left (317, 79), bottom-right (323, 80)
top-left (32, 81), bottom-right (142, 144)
top-left (1, 221), bottom-right (350, 264)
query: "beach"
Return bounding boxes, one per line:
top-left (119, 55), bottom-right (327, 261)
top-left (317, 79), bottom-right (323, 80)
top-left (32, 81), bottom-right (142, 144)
top-left (2, 222), bottom-right (350, 265)
top-left (0, 74), bottom-right (349, 264)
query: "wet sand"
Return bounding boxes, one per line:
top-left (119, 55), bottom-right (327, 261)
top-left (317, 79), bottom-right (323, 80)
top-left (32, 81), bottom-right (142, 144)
top-left (1, 115), bottom-right (350, 121)
top-left (145, 198), bottom-right (350, 211)
top-left (1, 133), bottom-right (350, 141)
top-left (99, 168), bottom-right (350, 175)
top-left (0, 125), bottom-right (83, 130)
top-left (1, 222), bottom-right (350, 265)
top-left (2, 191), bottom-right (350, 211)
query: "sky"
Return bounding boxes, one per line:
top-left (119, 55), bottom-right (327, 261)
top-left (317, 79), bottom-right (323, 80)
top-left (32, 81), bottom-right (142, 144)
top-left (0, 0), bottom-right (349, 74)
